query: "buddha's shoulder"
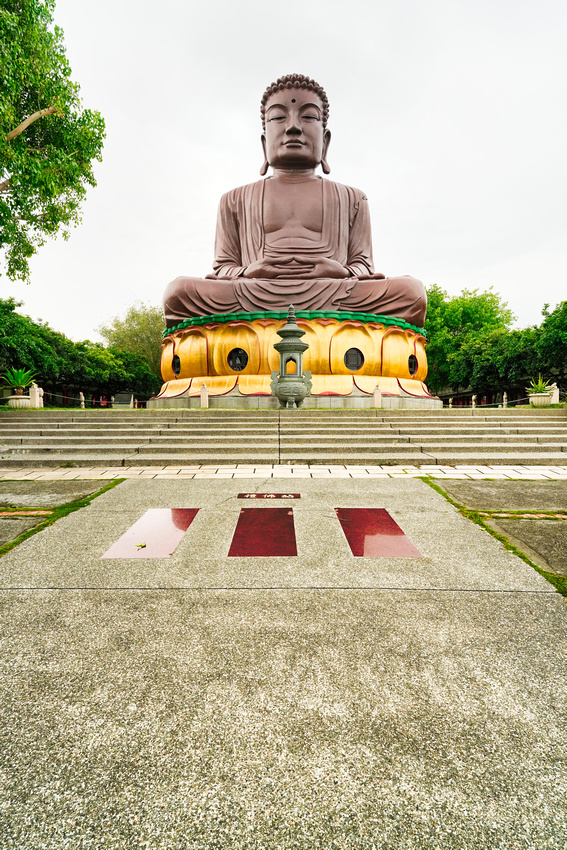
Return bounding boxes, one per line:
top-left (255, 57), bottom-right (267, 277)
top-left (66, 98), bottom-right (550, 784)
top-left (219, 181), bottom-right (264, 206)
top-left (218, 178), bottom-right (368, 206)
top-left (322, 179), bottom-right (368, 202)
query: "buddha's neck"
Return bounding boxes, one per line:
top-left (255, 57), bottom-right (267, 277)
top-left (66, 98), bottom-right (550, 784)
top-left (270, 168), bottom-right (319, 183)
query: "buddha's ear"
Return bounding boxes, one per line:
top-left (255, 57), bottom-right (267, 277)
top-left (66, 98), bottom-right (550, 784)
top-left (321, 129), bottom-right (331, 175)
top-left (260, 135), bottom-right (269, 176)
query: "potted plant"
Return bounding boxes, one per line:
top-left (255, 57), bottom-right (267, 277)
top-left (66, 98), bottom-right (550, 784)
top-left (526, 374), bottom-right (553, 407)
top-left (2, 368), bottom-right (37, 409)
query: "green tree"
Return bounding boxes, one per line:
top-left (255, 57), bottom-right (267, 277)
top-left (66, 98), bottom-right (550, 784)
top-left (108, 347), bottom-right (162, 397)
top-left (0, 298), bottom-right (161, 401)
top-left (424, 285), bottom-right (515, 393)
top-left (0, 296), bottom-right (65, 379)
top-left (535, 301), bottom-right (567, 381)
top-left (97, 302), bottom-right (165, 378)
top-left (449, 326), bottom-right (539, 394)
top-left (0, 0), bottom-right (105, 281)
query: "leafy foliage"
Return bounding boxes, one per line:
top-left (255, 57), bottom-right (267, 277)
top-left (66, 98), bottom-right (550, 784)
top-left (535, 301), bottom-right (567, 378)
top-left (0, 297), bottom-right (161, 399)
top-left (0, 0), bottom-right (105, 280)
top-left (97, 302), bottom-right (164, 379)
top-left (424, 288), bottom-right (567, 396)
top-left (424, 285), bottom-right (515, 392)
top-left (448, 327), bottom-right (540, 394)
top-left (2, 365), bottom-right (36, 388)
top-left (526, 374), bottom-right (553, 395)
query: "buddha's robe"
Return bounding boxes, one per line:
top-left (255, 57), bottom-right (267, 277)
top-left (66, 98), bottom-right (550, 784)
top-left (164, 178), bottom-right (426, 327)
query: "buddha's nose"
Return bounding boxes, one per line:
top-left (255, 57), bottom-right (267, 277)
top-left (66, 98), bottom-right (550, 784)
top-left (285, 119), bottom-right (302, 135)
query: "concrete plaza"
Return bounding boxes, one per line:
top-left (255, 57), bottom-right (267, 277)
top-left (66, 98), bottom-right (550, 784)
top-left (0, 468), bottom-right (565, 848)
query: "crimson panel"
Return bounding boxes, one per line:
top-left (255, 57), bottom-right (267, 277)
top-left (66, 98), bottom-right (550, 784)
top-left (228, 508), bottom-right (297, 557)
top-left (335, 508), bottom-right (422, 558)
top-left (101, 508), bottom-right (199, 559)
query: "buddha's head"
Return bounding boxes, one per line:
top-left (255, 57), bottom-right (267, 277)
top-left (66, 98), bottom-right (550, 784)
top-left (260, 74), bottom-right (331, 175)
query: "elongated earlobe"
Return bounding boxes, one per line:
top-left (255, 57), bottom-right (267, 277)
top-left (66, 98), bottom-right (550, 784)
top-left (260, 135), bottom-right (269, 176)
top-left (321, 128), bottom-right (331, 174)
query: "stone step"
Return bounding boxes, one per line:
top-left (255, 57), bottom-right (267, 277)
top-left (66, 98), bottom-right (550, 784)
top-left (406, 435), bottom-right (567, 444)
top-left (2, 442), bottom-right (277, 457)
top-left (1, 426), bottom-right (567, 442)
top-left (1, 450), bottom-right (566, 468)
top-left (0, 408), bottom-right (565, 467)
top-left (1, 435), bottom-right (281, 446)
top-left (1, 424), bottom-right (564, 439)
top-left (3, 434), bottom-right (565, 451)
top-left (2, 424), bottom-right (566, 437)
top-left (2, 444), bottom-right (150, 456)
top-left (1, 411), bottom-right (565, 423)
top-left (127, 450), bottom-right (567, 466)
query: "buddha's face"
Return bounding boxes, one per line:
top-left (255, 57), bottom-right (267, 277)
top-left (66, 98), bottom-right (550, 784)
top-left (262, 88), bottom-right (330, 170)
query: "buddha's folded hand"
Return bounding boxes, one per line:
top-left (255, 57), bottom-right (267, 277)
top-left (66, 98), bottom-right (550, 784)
top-left (242, 258), bottom-right (299, 279)
top-left (287, 256), bottom-right (350, 279)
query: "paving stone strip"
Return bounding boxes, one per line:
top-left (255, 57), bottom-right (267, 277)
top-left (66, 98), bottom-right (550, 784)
top-left (1, 464), bottom-right (567, 480)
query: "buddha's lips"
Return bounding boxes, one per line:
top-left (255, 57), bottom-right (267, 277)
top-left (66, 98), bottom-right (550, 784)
top-left (284, 141), bottom-right (305, 146)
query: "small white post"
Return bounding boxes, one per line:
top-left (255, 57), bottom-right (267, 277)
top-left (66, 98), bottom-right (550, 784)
top-left (549, 383), bottom-right (559, 404)
top-left (29, 383), bottom-right (41, 407)
top-left (79, 391), bottom-right (85, 409)
top-left (471, 394), bottom-right (477, 409)
top-left (448, 397), bottom-right (453, 408)
top-left (200, 382), bottom-right (209, 409)
top-left (503, 392), bottom-right (507, 409)
top-left (373, 385), bottom-right (382, 408)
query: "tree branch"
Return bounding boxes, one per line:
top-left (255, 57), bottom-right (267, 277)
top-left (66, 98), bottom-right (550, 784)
top-left (0, 178), bottom-right (10, 193)
top-left (7, 106), bottom-right (58, 142)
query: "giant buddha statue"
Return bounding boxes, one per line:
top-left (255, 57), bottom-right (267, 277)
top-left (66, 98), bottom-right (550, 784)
top-left (164, 74), bottom-right (426, 327)
top-left (154, 74), bottom-right (438, 408)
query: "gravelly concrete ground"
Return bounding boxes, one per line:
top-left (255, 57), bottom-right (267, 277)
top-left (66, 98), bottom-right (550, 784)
top-left (0, 480), bottom-right (105, 508)
top-left (0, 477), bottom-right (565, 849)
top-left (439, 479), bottom-right (567, 579)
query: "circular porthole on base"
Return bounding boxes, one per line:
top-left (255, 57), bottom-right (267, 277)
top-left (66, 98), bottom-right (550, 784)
top-left (227, 348), bottom-right (249, 372)
top-left (344, 348), bottom-right (364, 371)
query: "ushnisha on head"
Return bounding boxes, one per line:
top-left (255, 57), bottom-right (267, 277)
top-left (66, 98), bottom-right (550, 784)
top-left (260, 74), bottom-right (330, 129)
top-left (260, 74), bottom-right (331, 176)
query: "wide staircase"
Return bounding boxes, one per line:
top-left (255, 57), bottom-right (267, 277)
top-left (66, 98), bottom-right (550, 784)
top-left (1, 408), bottom-right (566, 467)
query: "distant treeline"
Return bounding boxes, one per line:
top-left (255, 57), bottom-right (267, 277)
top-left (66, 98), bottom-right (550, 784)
top-left (424, 285), bottom-right (567, 399)
top-left (0, 298), bottom-right (162, 404)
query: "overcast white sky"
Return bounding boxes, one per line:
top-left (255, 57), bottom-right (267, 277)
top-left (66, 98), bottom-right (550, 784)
top-left (2, 0), bottom-right (566, 340)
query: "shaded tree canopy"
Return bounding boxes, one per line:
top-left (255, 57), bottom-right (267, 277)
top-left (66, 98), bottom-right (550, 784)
top-left (424, 285), bottom-right (515, 392)
top-left (0, 0), bottom-right (105, 280)
top-left (0, 297), bottom-right (161, 398)
top-left (425, 286), bottom-right (566, 397)
top-left (97, 302), bottom-right (164, 379)
top-left (536, 301), bottom-right (567, 378)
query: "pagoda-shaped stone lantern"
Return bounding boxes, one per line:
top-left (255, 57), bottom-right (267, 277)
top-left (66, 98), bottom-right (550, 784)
top-left (271, 305), bottom-right (312, 409)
